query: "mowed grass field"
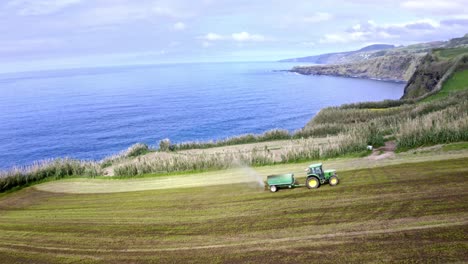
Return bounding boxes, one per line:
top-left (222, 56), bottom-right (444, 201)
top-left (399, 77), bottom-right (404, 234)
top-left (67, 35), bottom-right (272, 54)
top-left (0, 157), bottom-right (467, 263)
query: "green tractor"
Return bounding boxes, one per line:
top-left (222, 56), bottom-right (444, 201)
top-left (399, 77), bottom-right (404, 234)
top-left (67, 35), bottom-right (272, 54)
top-left (266, 163), bottom-right (339, 192)
top-left (305, 163), bottom-right (339, 189)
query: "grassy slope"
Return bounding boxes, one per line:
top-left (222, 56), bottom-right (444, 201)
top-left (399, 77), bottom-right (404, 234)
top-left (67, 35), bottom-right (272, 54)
top-left (0, 157), bottom-right (467, 263)
top-left (402, 43), bottom-right (468, 100)
top-left (435, 47), bottom-right (468, 59)
top-left (422, 69), bottom-right (468, 102)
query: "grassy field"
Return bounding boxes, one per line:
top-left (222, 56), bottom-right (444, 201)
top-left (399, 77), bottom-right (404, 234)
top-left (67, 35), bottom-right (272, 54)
top-left (0, 155), bottom-right (467, 263)
top-left (434, 47), bottom-right (468, 60)
top-left (423, 69), bottom-right (468, 102)
top-left (34, 146), bottom-right (468, 194)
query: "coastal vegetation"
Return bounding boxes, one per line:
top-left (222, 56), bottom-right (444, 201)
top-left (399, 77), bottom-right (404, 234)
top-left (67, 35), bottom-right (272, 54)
top-left (0, 159), bottom-right (101, 193)
top-left (112, 130), bottom-right (368, 177)
top-left (1, 38), bottom-right (467, 190)
top-left (167, 129), bottom-right (291, 151)
top-left (111, 87), bottom-right (467, 177)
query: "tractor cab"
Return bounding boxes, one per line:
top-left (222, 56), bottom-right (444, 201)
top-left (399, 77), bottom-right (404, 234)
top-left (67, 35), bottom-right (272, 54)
top-left (307, 163), bottom-right (323, 177)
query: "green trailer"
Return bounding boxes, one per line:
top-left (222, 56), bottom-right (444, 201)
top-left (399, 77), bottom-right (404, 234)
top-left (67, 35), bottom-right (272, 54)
top-left (266, 173), bottom-right (302, 192)
top-left (266, 163), bottom-right (339, 192)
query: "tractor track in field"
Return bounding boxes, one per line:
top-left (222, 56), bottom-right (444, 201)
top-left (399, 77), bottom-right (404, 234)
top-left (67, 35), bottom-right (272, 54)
top-left (1, 221), bottom-right (466, 253)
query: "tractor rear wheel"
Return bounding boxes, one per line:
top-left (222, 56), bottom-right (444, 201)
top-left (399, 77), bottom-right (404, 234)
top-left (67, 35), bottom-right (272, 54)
top-left (306, 177), bottom-right (320, 189)
top-left (329, 176), bottom-right (339, 186)
top-left (270, 185), bottom-right (278, 192)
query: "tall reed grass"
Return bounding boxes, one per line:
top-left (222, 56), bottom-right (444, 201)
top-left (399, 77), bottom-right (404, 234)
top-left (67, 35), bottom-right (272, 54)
top-left (113, 128), bottom-right (370, 177)
top-left (164, 129), bottom-right (291, 151)
top-left (0, 159), bottom-right (101, 193)
top-left (396, 101), bottom-right (468, 149)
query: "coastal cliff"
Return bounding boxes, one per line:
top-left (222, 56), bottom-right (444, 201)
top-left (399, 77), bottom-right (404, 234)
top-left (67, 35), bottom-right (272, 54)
top-left (280, 44), bottom-right (396, 64)
top-left (289, 35), bottom-right (468, 97)
top-left (402, 50), bottom-right (468, 99)
top-left (291, 53), bottom-right (423, 82)
top-left (286, 41), bottom-right (444, 82)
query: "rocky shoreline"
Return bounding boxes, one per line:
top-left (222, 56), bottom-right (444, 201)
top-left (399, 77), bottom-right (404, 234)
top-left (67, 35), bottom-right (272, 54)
top-left (287, 66), bottom-right (407, 83)
top-left (290, 53), bottom-right (424, 83)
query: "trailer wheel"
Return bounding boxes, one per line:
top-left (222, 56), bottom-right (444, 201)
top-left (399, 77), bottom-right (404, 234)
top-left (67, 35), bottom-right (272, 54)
top-left (329, 176), bottom-right (339, 186)
top-left (270, 185), bottom-right (278, 192)
top-left (306, 177), bottom-right (320, 189)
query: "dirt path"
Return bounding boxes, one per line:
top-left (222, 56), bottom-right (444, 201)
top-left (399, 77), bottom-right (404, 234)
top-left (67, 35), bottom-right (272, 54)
top-left (368, 141), bottom-right (396, 161)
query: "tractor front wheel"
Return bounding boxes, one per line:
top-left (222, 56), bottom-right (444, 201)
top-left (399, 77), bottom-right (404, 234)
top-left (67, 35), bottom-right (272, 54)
top-left (270, 185), bottom-right (278, 192)
top-left (306, 177), bottom-right (320, 189)
top-left (329, 176), bottom-right (339, 186)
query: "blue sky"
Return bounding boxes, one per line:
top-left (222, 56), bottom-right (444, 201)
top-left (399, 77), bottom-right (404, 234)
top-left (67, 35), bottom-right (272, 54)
top-left (1, 0), bottom-right (467, 72)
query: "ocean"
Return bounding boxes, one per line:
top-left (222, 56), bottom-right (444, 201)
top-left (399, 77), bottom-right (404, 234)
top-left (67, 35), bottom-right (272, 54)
top-left (0, 62), bottom-right (404, 169)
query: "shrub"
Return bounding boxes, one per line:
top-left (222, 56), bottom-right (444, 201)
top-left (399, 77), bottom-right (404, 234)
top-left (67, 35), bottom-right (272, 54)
top-left (159, 138), bottom-right (171, 151)
top-left (366, 123), bottom-right (385, 147)
top-left (260, 129), bottom-right (290, 141)
top-left (294, 123), bottom-right (347, 138)
top-left (168, 129), bottom-right (292, 151)
top-left (126, 143), bottom-right (150, 157)
top-left (340, 99), bottom-right (413, 109)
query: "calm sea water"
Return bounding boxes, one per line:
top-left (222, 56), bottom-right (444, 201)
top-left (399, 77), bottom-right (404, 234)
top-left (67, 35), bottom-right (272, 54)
top-left (0, 62), bottom-right (404, 169)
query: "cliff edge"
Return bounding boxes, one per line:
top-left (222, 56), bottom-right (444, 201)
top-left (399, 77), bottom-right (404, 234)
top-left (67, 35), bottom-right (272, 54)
top-left (291, 53), bottom-right (423, 82)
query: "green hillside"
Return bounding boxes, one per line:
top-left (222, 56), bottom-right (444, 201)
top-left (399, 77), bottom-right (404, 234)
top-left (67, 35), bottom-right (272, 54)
top-left (402, 39), bottom-right (468, 100)
top-left (423, 69), bottom-right (468, 102)
top-left (0, 158), bottom-right (467, 263)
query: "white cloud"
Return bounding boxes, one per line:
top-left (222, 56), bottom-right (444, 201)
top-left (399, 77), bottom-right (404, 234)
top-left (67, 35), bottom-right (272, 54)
top-left (201, 33), bottom-right (224, 41)
top-left (199, 32), bottom-right (266, 42)
top-left (401, 0), bottom-right (466, 14)
top-left (7, 0), bottom-right (82, 16)
top-left (320, 18), bottom-right (450, 44)
top-left (231, 32), bottom-right (265, 42)
top-left (173, 22), bottom-right (186, 31)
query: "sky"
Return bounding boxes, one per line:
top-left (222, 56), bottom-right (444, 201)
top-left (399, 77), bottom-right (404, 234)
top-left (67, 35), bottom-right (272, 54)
top-left (0, 0), bottom-right (467, 72)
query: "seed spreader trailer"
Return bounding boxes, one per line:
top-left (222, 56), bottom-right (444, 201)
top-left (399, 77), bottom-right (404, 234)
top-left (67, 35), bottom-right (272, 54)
top-left (267, 163), bottom-right (339, 192)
